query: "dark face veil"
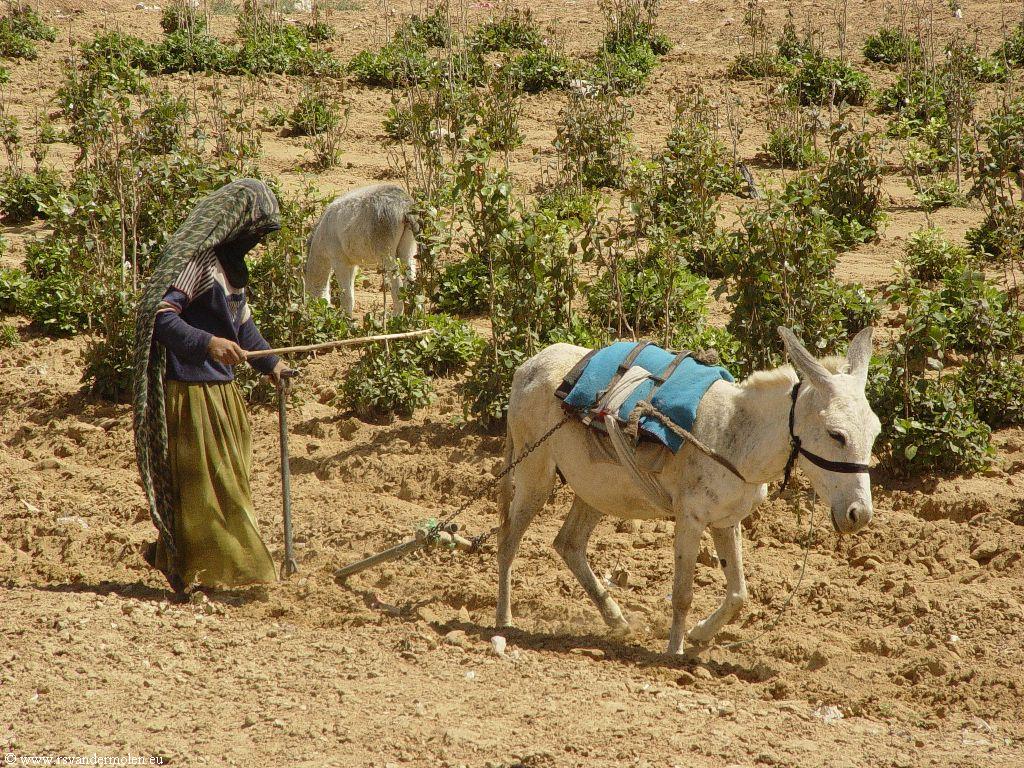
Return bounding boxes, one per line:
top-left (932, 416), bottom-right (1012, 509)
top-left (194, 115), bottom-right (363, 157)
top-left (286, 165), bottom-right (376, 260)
top-left (132, 179), bottom-right (280, 588)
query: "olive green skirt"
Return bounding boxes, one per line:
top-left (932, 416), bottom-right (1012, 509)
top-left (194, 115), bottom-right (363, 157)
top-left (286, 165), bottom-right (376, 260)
top-left (154, 380), bottom-right (277, 588)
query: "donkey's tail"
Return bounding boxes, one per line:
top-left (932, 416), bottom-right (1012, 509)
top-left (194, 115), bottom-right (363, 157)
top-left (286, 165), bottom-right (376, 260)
top-left (497, 422), bottom-right (515, 534)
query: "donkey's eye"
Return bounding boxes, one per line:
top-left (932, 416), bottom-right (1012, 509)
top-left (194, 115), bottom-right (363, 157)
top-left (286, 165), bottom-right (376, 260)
top-left (828, 430), bottom-right (847, 447)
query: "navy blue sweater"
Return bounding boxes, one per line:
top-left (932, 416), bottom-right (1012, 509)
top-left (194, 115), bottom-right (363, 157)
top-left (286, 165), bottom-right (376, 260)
top-left (153, 282), bottom-right (280, 383)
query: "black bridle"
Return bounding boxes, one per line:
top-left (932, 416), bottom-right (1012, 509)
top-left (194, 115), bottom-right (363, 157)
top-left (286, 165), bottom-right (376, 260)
top-left (781, 382), bottom-right (872, 490)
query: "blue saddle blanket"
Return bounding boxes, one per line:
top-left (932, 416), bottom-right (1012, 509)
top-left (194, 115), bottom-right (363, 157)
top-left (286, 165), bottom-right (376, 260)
top-left (560, 341), bottom-right (734, 452)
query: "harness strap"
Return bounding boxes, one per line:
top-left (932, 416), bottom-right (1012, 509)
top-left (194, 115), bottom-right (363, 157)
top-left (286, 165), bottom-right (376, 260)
top-left (633, 402), bottom-right (748, 484)
top-left (783, 381), bottom-right (871, 490)
top-left (603, 341), bottom-right (651, 396)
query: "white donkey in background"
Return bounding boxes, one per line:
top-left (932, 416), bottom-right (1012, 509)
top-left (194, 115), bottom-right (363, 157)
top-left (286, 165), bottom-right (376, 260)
top-left (497, 327), bottom-right (881, 654)
top-left (304, 184), bottom-right (419, 316)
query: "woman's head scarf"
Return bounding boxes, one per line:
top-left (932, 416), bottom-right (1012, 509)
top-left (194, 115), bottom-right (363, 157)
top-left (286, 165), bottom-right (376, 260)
top-left (132, 179), bottom-right (280, 586)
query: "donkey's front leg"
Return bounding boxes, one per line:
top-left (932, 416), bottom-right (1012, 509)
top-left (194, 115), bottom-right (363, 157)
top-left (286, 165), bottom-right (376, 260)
top-left (666, 516), bottom-right (704, 655)
top-left (688, 524), bottom-right (748, 644)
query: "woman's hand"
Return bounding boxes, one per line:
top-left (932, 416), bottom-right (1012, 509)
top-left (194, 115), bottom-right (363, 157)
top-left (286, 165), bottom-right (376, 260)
top-left (271, 360), bottom-right (294, 390)
top-left (208, 336), bottom-right (247, 365)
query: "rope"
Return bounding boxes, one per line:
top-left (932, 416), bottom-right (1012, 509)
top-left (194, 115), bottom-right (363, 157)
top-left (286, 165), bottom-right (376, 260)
top-left (718, 500), bottom-right (816, 651)
top-left (628, 402), bottom-right (747, 483)
top-left (436, 413), bottom-right (572, 550)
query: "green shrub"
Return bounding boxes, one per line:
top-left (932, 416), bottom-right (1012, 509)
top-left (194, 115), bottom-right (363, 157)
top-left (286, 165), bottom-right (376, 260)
top-left (432, 255), bottom-right (491, 315)
top-left (776, 12), bottom-right (811, 63)
top-left (301, 21), bottom-right (334, 44)
top-left (469, 6), bottom-right (542, 52)
top-left (537, 186), bottom-right (600, 223)
top-left (600, 0), bottom-right (670, 56)
top-left (870, 362), bottom-right (993, 476)
top-left (863, 27), bottom-right (920, 65)
top-left (81, 288), bottom-right (135, 401)
top-left (382, 312), bottom-right (485, 376)
top-left (139, 91), bottom-right (190, 154)
top-left (966, 203), bottom-right (1024, 260)
top-left (340, 344), bottom-right (433, 420)
top-left (0, 266), bottom-right (28, 314)
top-left (0, 169), bottom-right (60, 223)
top-left (161, 2), bottom-right (207, 34)
top-left (995, 22), bottom-right (1024, 67)
top-left (475, 70), bottom-right (524, 151)
top-left (0, 3), bottom-right (56, 60)
top-left (348, 43), bottom-right (430, 87)
top-left (914, 176), bottom-right (964, 211)
top-left (554, 88), bottom-right (632, 189)
top-left (728, 51), bottom-right (793, 79)
top-left (763, 124), bottom-right (822, 168)
top-left (670, 324), bottom-right (742, 372)
top-left (504, 47), bottom-right (572, 93)
top-left (590, 40), bottom-right (658, 94)
top-left (959, 357), bottom-right (1024, 429)
top-left (586, 253), bottom-right (709, 335)
top-left (462, 344), bottom-right (527, 430)
top-left (0, 322), bottom-right (18, 348)
top-left (901, 227), bottom-right (972, 282)
top-left (152, 29), bottom-right (235, 73)
top-left (234, 20), bottom-right (342, 77)
top-left (724, 188), bottom-right (848, 373)
top-left (788, 53), bottom-right (870, 106)
top-left (400, 7), bottom-right (452, 48)
top-left (288, 90), bottom-right (341, 136)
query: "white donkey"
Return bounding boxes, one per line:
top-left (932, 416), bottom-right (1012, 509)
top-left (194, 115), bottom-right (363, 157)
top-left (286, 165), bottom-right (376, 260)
top-left (304, 184), bottom-right (419, 316)
top-left (497, 327), bottom-right (880, 654)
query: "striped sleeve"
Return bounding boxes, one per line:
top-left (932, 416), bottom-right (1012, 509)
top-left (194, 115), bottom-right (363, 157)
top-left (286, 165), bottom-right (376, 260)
top-left (171, 251), bottom-right (219, 301)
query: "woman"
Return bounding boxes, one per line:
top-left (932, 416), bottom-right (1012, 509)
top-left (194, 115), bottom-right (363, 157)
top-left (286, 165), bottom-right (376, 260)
top-left (133, 179), bottom-right (290, 592)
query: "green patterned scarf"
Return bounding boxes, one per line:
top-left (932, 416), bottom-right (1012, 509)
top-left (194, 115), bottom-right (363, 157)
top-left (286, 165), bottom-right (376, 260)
top-left (133, 179), bottom-right (280, 585)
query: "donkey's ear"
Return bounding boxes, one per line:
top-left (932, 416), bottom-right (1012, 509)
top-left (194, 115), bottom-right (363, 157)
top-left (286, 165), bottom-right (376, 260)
top-left (846, 327), bottom-right (873, 384)
top-left (778, 326), bottom-right (833, 389)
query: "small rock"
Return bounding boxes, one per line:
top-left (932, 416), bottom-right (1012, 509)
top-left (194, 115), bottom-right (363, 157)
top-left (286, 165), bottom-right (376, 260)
top-left (55, 516), bottom-right (89, 530)
top-left (34, 458), bottom-right (62, 471)
top-left (616, 519), bottom-right (641, 534)
top-left (490, 635), bottom-right (507, 656)
top-left (693, 666), bottom-right (713, 680)
top-left (444, 630), bottom-right (468, 648)
top-left (242, 714), bottom-right (257, 728)
top-left (676, 671), bottom-right (696, 686)
top-left (611, 568), bottom-right (630, 588)
top-left (812, 704), bottom-right (844, 724)
top-left (337, 417), bottom-right (360, 440)
top-left (805, 649), bottom-right (829, 671)
top-left (570, 647), bottom-right (605, 660)
top-left (415, 606), bottom-right (439, 625)
top-left (457, 606), bottom-right (471, 623)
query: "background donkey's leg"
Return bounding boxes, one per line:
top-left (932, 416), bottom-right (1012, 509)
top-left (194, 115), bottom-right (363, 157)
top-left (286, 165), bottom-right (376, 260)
top-left (553, 497), bottom-right (629, 633)
top-left (667, 516), bottom-right (703, 654)
top-left (336, 260), bottom-right (357, 317)
top-left (496, 451), bottom-right (556, 628)
top-left (687, 524), bottom-right (748, 644)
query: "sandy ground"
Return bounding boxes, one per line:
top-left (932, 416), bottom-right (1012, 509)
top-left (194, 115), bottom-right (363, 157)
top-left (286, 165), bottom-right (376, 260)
top-left (2, 1), bottom-right (1024, 766)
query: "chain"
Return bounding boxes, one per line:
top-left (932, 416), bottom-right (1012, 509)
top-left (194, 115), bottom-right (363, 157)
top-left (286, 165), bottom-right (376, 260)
top-left (436, 413), bottom-right (572, 549)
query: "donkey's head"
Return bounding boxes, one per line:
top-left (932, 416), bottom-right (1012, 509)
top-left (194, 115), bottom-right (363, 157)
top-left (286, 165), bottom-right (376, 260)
top-left (778, 327), bottom-right (881, 534)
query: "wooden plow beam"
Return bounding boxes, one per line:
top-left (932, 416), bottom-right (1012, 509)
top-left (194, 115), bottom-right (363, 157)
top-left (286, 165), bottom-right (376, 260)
top-left (335, 521), bottom-right (479, 583)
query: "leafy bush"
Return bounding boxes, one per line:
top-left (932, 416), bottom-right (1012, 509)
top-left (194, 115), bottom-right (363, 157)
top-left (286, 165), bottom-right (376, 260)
top-left (301, 21), bottom-right (334, 44)
top-left (775, 12), bottom-right (810, 63)
top-left (600, 0), bottom-right (670, 56)
top-left (504, 47), bottom-right (573, 93)
top-left (537, 186), bottom-right (600, 223)
top-left (586, 252), bottom-right (709, 335)
top-left (863, 27), bottom-right (920, 65)
top-left (234, 21), bottom-right (342, 77)
top-left (914, 176), bottom-right (964, 211)
top-left (589, 40), bottom-right (658, 94)
top-left (469, 6), bottom-right (542, 52)
top-left (815, 124), bottom-right (884, 244)
top-left (0, 322), bottom-right (18, 348)
top-left (788, 53), bottom-right (871, 106)
top-left (900, 227), bottom-right (972, 282)
top-left (0, 3), bottom-right (56, 60)
top-left (959, 357), bottom-right (1024, 429)
top-left (671, 323), bottom-right (742, 371)
top-left (966, 202), bottom-right (1024, 260)
top-left (432, 255), bottom-right (491, 315)
top-left (400, 7), bottom-right (452, 48)
top-left (139, 90), bottom-right (190, 154)
top-left (348, 43), bottom-right (430, 87)
top-left (152, 28), bottom-right (235, 74)
top-left (724, 188), bottom-right (849, 373)
top-left (340, 344), bottom-right (433, 420)
top-left (288, 89), bottom-right (342, 136)
top-left (81, 287), bottom-right (136, 401)
top-left (462, 344), bottom-right (527, 430)
top-left (995, 21), bottom-right (1024, 67)
top-left (0, 265), bottom-right (28, 314)
top-left (475, 70), bottom-right (524, 151)
top-left (628, 92), bottom-right (740, 275)
top-left (554, 87), bottom-right (632, 189)
top-left (763, 123), bottom-right (822, 168)
top-left (379, 312), bottom-right (485, 376)
top-left (870, 362), bottom-right (993, 476)
top-left (0, 169), bottom-right (60, 223)
top-left (161, 2), bottom-right (206, 34)
top-left (728, 52), bottom-right (793, 79)
top-left (19, 240), bottom-right (90, 336)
